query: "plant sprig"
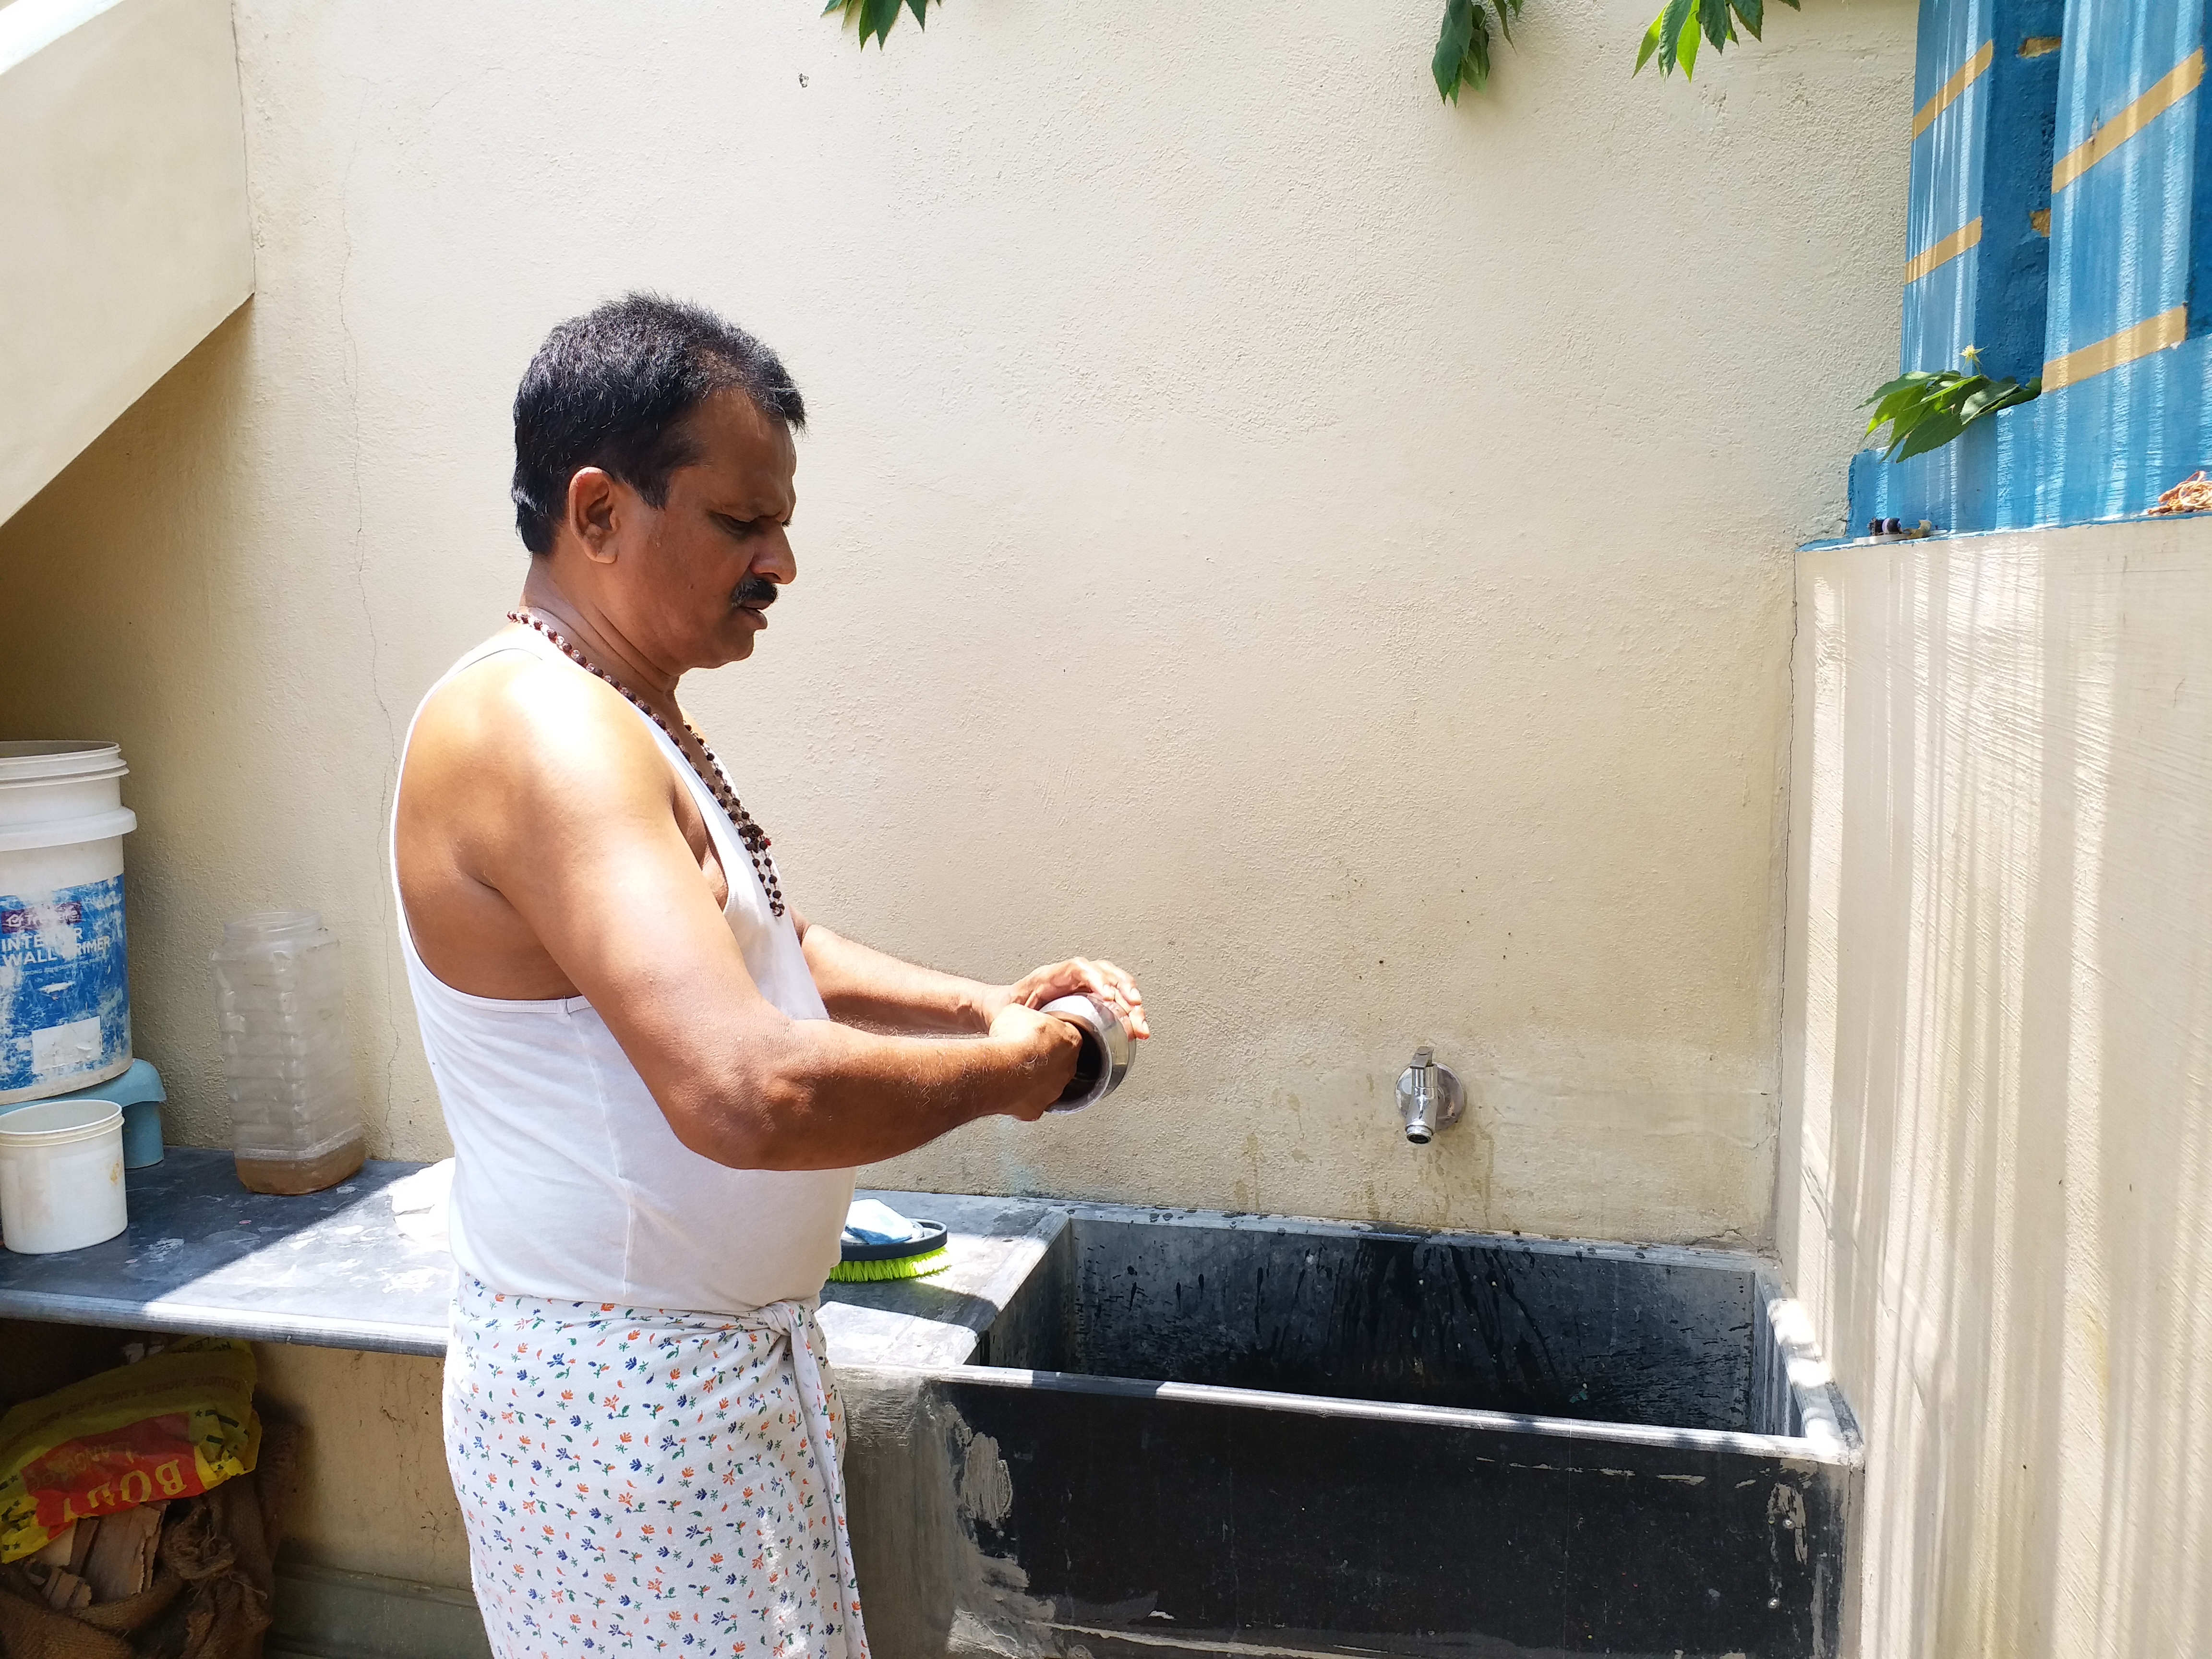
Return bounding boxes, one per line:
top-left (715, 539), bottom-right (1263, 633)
top-left (1635, 0), bottom-right (1799, 80)
top-left (823, 0), bottom-right (934, 49)
top-left (1862, 349), bottom-right (2042, 462)
top-left (1433, 0), bottom-right (1523, 102)
top-left (817, 0), bottom-right (1798, 99)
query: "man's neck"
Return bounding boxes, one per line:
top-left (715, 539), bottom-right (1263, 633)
top-left (515, 569), bottom-right (683, 709)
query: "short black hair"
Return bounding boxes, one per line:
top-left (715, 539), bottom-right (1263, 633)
top-left (511, 293), bottom-right (805, 555)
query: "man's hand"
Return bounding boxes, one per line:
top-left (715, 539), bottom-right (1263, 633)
top-left (798, 923), bottom-right (1150, 1044)
top-left (988, 1002), bottom-right (1087, 1119)
top-left (998, 958), bottom-right (1151, 1039)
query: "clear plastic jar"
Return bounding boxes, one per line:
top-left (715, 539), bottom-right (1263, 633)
top-left (211, 910), bottom-right (364, 1195)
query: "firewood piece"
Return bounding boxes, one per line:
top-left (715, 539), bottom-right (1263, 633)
top-left (28, 1525), bottom-right (75, 1568)
top-left (40, 1566), bottom-right (87, 1610)
top-left (81, 1503), bottom-right (165, 1602)
top-left (67, 1514), bottom-right (99, 1574)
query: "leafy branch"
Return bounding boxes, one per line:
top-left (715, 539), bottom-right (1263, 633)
top-left (1862, 350), bottom-right (2042, 462)
top-left (1433, 0), bottom-right (1523, 102)
top-left (823, 0), bottom-right (936, 49)
top-left (1635, 0), bottom-right (1799, 80)
top-left (819, 0), bottom-right (1801, 99)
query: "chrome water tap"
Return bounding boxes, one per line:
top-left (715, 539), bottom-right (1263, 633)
top-left (1396, 1046), bottom-right (1464, 1144)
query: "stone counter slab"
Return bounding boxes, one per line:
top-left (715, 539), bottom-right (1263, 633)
top-left (0, 1147), bottom-right (1059, 1368)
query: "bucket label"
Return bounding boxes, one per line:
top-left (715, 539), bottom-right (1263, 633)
top-left (0, 875), bottom-right (129, 1097)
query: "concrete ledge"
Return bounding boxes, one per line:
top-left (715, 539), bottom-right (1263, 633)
top-left (0, 1148), bottom-right (1063, 1371)
top-left (268, 1561), bottom-right (490, 1659)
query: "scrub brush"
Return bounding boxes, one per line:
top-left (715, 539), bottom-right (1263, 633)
top-left (828, 1200), bottom-right (952, 1284)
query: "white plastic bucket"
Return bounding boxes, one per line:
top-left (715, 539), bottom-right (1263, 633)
top-left (0, 742), bottom-right (137, 1106)
top-left (0, 1098), bottom-right (126, 1254)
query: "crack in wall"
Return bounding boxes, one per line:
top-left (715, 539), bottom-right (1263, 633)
top-left (336, 85), bottom-right (406, 1144)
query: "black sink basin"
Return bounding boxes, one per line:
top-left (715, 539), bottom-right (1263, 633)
top-left (842, 1199), bottom-right (1860, 1659)
top-left (986, 1210), bottom-right (1763, 1430)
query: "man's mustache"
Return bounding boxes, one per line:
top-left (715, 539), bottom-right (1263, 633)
top-left (734, 575), bottom-right (779, 609)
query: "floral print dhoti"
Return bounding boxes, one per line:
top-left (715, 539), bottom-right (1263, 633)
top-left (443, 1274), bottom-right (870, 1659)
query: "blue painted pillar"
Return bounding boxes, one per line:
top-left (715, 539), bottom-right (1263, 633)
top-left (1899, 0), bottom-right (1991, 374)
top-left (1901, 0), bottom-right (2065, 384)
top-left (2044, 0), bottom-right (2202, 373)
top-left (2039, 0), bottom-right (2208, 518)
top-left (1850, 0), bottom-right (2212, 531)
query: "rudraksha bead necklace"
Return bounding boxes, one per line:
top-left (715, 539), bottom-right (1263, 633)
top-left (507, 608), bottom-right (785, 917)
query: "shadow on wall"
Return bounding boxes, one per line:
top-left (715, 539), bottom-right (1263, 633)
top-left (0, 306), bottom-right (428, 1165)
top-left (1781, 519), bottom-right (2212, 1659)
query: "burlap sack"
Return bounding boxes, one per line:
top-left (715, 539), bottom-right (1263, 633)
top-left (0, 1419), bottom-right (297, 1659)
top-left (0, 1570), bottom-right (136, 1659)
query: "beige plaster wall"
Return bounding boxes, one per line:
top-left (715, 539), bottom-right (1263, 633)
top-left (1782, 519), bottom-right (2212, 1658)
top-left (252, 1343), bottom-right (470, 1588)
top-left (1, 0), bottom-right (1912, 1247)
top-left (0, 0), bottom-right (252, 524)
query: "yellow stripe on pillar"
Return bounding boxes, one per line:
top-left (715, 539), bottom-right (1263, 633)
top-left (1903, 218), bottom-right (1982, 286)
top-left (2043, 306), bottom-right (2188, 389)
top-left (1911, 39), bottom-right (1995, 140)
top-left (2052, 50), bottom-right (2206, 191)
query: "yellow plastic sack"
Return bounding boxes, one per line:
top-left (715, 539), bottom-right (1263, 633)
top-left (0, 1337), bottom-right (260, 1562)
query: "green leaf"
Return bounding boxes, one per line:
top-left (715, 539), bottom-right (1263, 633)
top-left (1923, 374), bottom-right (1985, 417)
top-left (1863, 360), bottom-right (2041, 461)
top-left (905, 0), bottom-right (928, 25)
top-left (1894, 409), bottom-right (1967, 460)
top-left (1876, 409), bottom-right (1925, 459)
top-left (1636, 0), bottom-right (1797, 84)
top-left (1464, 8), bottom-right (1493, 89)
top-left (1875, 378), bottom-right (1947, 413)
top-left (1864, 387), bottom-right (1928, 435)
top-left (1957, 380), bottom-right (2016, 422)
top-left (1861, 371), bottom-right (1942, 410)
top-left (1433, 0), bottom-right (1495, 99)
top-left (1434, 0), bottom-right (1476, 101)
top-left (1657, 0), bottom-right (1695, 75)
top-left (1492, 0), bottom-right (1515, 44)
top-left (857, 0), bottom-right (902, 46)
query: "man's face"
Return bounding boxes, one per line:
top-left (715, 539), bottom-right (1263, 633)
top-left (620, 388), bottom-right (799, 672)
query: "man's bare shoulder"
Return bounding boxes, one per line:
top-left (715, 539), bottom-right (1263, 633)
top-left (395, 638), bottom-right (717, 1001)
top-left (405, 640), bottom-right (676, 828)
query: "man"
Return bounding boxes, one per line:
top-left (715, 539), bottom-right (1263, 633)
top-left (392, 293), bottom-right (1147, 1659)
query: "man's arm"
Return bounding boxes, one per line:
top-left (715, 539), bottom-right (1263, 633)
top-left (794, 915), bottom-right (1149, 1039)
top-left (422, 661), bottom-right (1083, 1171)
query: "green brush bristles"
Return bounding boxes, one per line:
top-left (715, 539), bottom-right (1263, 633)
top-left (828, 1244), bottom-right (951, 1283)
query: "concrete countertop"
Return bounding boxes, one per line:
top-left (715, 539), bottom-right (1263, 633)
top-left (0, 1146), bottom-right (1058, 1368)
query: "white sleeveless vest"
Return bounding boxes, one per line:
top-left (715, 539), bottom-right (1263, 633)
top-left (391, 628), bottom-right (854, 1315)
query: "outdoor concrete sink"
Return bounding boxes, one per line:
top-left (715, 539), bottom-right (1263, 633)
top-left (835, 1196), bottom-right (1860, 1659)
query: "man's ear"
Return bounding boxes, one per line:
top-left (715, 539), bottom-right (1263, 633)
top-left (566, 468), bottom-right (622, 565)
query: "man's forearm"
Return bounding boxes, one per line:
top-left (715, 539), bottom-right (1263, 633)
top-left (797, 921), bottom-right (1004, 1034)
top-left (661, 1009), bottom-right (1073, 1170)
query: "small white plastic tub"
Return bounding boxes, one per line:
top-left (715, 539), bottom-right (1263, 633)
top-left (0, 1097), bottom-right (125, 1254)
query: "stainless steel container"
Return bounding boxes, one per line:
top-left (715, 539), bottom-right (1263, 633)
top-left (1039, 994), bottom-right (1133, 1113)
